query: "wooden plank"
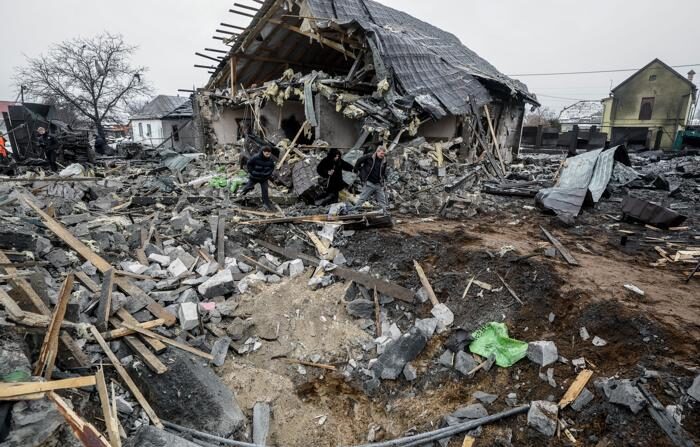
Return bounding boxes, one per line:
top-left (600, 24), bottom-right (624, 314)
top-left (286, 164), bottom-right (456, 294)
top-left (540, 226), bottom-right (580, 266)
top-left (115, 308), bottom-right (167, 354)
top-left (496, 272), bottom-right (524, 305)
top-left (109, 319), bottom-right (168, 375)
top-left (255, 239), bottom-right (414, 303)
top-left (462, 436), bottom-right (475, 447)
top-left (34, 274), bottom-right (74, 379)
top-left (101, 319), bottom-right (165, 340)
top-left (559, 369), bottom-right (593, 408)
top-left (89, 325), bottom-right (163, 428)
top-left (96, 269), bottom-right (114, 331)
top-left (413, 260), bottom-right (440, 306)
top-left (119, 323), bottom-right (214, 361)
top-left (276, 120), bottom-right (308, 169)
top-left (48, 391), bottom-right (111, 447)
top-left (75, 271), bottom-right (101, 293)
top-left (96, 368), bottom-right (121, 447)
top-left (0, 290), bottom-right (80, 329)
top-left (135, 248), bottom-right (149, 266)
top-left (483, 104), bottom-right (506, 173)
top-left (241, 210), bottom-right (382, 225)
top-left (0, 376), bottom-right (96, 399)
top-left (217, 212), bottom-right (226, 266)
top-left (637, 383), bottom-right (695, 447)
top-left (21, 196), bottom-right (176, 326)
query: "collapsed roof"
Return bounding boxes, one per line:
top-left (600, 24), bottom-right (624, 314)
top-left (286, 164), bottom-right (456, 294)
top-left (206, 0), bottom-right (537, 119)
top-left (131, 95), bottom-right (192, 121)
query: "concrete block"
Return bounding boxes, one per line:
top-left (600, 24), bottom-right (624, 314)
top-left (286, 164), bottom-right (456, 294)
top-left (403, 363), bottom-right (417, 381)
top-left (528, 401), bottom-right (558, 437)
top-left (167, 259), bottom-right (188, 278)
top-left (372, 327), bottom-right (428, 380)
top-left (148, 253), bottom-right (171, 267)
top-left (198, 269), bottom-right (235, 299)
top-left (414, 318), bottom-right (438, 338)
top-left (527, 341), bottom-right (558, 367)
top-left (178, 302), bottom-right (199, 331)
top-left (689, 375), bottom-right (700, 401)
top-left (252, 402), bottom-right (271, 446)
top-left (571, 387), bottom-right (594, 411)
top-left (454, 351), bottom-right (478, 377)
top-left (452, 403), bottom-right (488, 419)
top-left (210, 337), bottom-right (231, 367)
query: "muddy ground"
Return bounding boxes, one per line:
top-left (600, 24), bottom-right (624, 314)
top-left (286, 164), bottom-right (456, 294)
top-left (215, 202), bottom-right (699, 446)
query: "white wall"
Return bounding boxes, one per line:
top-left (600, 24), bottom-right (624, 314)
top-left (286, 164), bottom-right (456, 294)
top-left (131, 119), bottom-right (165, 146)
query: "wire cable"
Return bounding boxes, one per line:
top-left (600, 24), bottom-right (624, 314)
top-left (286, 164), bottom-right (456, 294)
top-left (509, 63), bottom-right (700, 77)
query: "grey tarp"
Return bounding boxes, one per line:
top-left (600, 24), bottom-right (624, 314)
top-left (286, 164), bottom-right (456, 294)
top-left (536, 146), bottom-right (629, 216)
top-left (304, 0), bottom-right (536, 118)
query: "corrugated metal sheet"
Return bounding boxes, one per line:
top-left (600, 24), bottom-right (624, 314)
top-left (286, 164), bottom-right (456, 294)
top-left (132, 96), bottom-right (190, 120)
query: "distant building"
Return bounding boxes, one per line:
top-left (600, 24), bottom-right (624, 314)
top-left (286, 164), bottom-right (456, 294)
top-left (601, 59), bottom-right (697, 150)
top-left (559, 100), bottom-right (603, 132)
top-left (129, 95), bottom-right (194, 150)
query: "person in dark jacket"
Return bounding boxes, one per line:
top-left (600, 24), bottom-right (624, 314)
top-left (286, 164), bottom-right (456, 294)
top-left (315, 148), bottom-right (354, 206)
top-left (352, 145), bottom-right (389, 212)
top-left (240, 146), bottom-right (275, 209)
top-left (36, 127), bottom-right (59, 171)
top-left (94, 133), bottom-right (107, 155)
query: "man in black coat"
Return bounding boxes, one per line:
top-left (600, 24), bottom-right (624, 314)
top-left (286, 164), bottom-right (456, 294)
top-left (94, 133), bottom-right (107, 155)
top-left (240, 146), bottom-right (275, 210)
top-left (36, 127), bottom-right (59, 171)
top-left (315, 148), bottom-right (354, 206)
top-left (352, 145), bottom-right (389, 212)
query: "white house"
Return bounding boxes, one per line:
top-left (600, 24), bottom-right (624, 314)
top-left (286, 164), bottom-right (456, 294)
top-left (129, 95), bottom-right (195, 150)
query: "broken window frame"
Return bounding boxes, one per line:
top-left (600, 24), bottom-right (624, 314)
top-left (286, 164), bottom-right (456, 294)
top-left (639, 97), bottom-right (654, 120)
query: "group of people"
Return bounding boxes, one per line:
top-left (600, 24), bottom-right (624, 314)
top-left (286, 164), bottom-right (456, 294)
top-left (239, 144), bottom-right (389, 213)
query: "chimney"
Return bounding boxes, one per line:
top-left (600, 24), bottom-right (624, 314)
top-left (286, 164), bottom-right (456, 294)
top-left (689, 70), bottom-right (696, 82)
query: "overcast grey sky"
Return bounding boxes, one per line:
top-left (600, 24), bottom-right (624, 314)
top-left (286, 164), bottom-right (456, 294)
top-left (1, 0), bottom-right (699, 113)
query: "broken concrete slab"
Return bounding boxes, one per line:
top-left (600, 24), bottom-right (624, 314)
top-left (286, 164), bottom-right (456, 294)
top-left (403, 362), bottom-right (417, 381)
top-left (129, 349), bottom-right (245, 436)
top-left (571, 387), bottom-right (594, 412)
top-left (346, 299), bottom-right (375, 319)
top-left (0, 397), bottom-right (71, 447)
top-left (167, 258), bottom-right (188, 278)
top-left (527, 341), bottom-right (558, 367)
top-left (528, 400), bottom-right (558, 437)
top-left (430, 302), bottom-right (454, 332)
top-left (438, 349), bottom-right (454, 368)
top-left (148, 253), bottom-right (171, 267)
top-left (415, 318), bottom-right (438, 338)
top-left (688, 375), bottom-right (700, 401)
top-left (253, 402), bottom-right (271, 446)
top-left (599, 378), bottom-right (647, 414)
top-left (178, 302), bottom-right (199, 331)
top-left (198, 269), bottom-right (235, 299)
top-left (452, 403), bottom-right (488, 419)
top-left (372, 327), bottom-right (428, 380)
top-left (211, 336), bottom-right (231, 367)
top-left (454, 351), bottom-right (478, 377)
top-left (473, 391), bottom-right (498, 405)
top-left (124, 425), bottom-right (201, 447)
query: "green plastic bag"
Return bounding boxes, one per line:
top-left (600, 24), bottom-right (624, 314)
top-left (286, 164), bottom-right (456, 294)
top-left (2, 370), bottom-right (31, 383)
top-left (469, 322), bottom-right (528, 368)
top-left (228, 170), bottom-right (249, 193)
top-left (209, 176), bottom-right (229, 189)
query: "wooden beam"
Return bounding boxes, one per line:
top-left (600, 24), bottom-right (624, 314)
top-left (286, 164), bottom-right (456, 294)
top-left (195, 52), bottom-right (222, 63)
top-left (21, 196), bottom-right (176, 326)
top-left (115, 308), bottom-right (167, 354)
top-left (413, 261), bottom-right (440, 307)
top-left (34, 274), bottom-right (74, 379)
top-left (96, 269), bottom-right (114, 332)
top-left (119, 323), bottom-right (215, 361)
top-left (276, 120), bottom-right (308, 168)
top-left (233, 2), bottom-right (259, 11)
top-left (559, 369), bottom-right (593, 409)
top-left (540, 226), bottom-right (580, 266)
top-left (205, 47), bottom-right (230, 54)
top-left (219, 23), bottom-right (246, 30)
top-left (75, 271), bottom-right (100, 293)
top-left (110, 318), bottom-right (168, 375)
top-left (483, 105), bottom-right (506, 173)
top-left (89, 325), bottom-right (163, 429)
top-left (48, 391), bottom-right (111, 447)
top-left (0, 376), bottom-right (96, 399)
top-left (195, 64), bottom-right (218, 70)
top-left (229, 8), bottom-right (255, 18)
top-left (101, 319), bottom-right (165, 340)
top-left (96, 367), bottom-right (122, 447)
top-left (268, 19), bottom-right (356, 59)
top-left (230, 57), bottom-right (238, 97)
top-left (216, 29), bottom-right (239, 36)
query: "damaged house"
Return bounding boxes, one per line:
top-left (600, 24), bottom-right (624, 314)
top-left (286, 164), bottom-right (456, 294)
top-left (194, 0), bottom-right (538, 166)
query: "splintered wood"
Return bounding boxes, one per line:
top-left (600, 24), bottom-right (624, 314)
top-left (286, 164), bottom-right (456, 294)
top-left (559, 369), bottom-right (594, 409)
top-left (34, 274), bottom-right (75, 379)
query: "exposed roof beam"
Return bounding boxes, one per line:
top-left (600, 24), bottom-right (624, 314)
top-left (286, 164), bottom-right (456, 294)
top-left (237, 53), bottom-right (336, 71)
top-left (195, 52), bottom-right (223, 63)
top-left (195, 65), bottom-right (218, 70)
top-left (229, 9), bottom-right (256, 18)
top-left (268, 19), bottom-right (356, 59)
top-left (233, 3), bottom-right (259, 12)
top-left (220, 22), bottom-right (246, 30)
top-left (205, 48), bottom-right (229, 54)
top-left (216, 29), bottom-right (239, 36)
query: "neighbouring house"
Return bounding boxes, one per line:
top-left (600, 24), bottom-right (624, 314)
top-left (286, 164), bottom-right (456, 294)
top-left (130, 95), bottom-right (195, 150)
top-left (193, 0), bottom-right (537, 164)
top-left (559, 100), bottom-right (603, 132)
top-left (601, 59), bottom-right (698, 150)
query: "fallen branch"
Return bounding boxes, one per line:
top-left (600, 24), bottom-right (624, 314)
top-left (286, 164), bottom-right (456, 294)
top-left (496, 273), bottom-right (524, 305)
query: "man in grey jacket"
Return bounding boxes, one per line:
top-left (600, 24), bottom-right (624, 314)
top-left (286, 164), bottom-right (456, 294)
top-left (352, 146), bottom-right (389, 212)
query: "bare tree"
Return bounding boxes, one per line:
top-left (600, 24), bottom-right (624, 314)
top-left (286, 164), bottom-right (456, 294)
top-left (524, 106), bottom-right (560, 129)
top-left (15, 33), bottom-right (152, 138)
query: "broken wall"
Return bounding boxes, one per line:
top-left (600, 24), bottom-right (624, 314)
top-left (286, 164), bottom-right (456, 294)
top-left (418, 116), bottom-right (459, 140)
top-left (314, 95), bottom-right (363, 148)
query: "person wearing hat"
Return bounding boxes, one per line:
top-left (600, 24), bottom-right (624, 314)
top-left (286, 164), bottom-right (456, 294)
top-left (240, 146), bottom-right (275, 210)
top-left (352, 145), bottom-right (389, 212)
top-left (36, 127), bottom-right (59, 171)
